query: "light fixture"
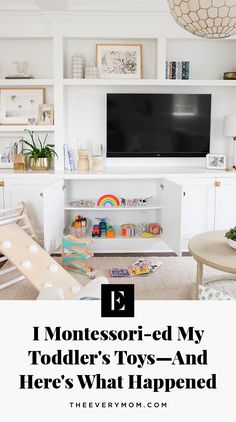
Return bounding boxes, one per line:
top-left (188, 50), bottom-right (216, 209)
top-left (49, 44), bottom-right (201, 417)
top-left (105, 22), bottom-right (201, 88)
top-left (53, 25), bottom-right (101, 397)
top-left (223, 115), bottom-right (236, 171)
top-left (167, 1), bottom-right (236, 39)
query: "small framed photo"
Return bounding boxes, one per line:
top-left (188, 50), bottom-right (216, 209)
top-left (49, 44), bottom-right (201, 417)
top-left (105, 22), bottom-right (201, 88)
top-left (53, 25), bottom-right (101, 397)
top-left (0, 88), bottom-right (45, 125)
top-left (0, 137), bottom-right (22, 168)
top-left (206, 154), bottom-right (227, 170)
top-left (96, 44), bottom-right (142, 79)
top-left (38, 104), bottom-right (54, 125)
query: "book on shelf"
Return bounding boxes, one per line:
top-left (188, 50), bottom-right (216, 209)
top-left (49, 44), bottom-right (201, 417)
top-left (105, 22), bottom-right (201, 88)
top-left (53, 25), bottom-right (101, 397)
top-left (166, 61), bottom-right (190, 80)
top-left (64, 144), bottom-right (76, 171)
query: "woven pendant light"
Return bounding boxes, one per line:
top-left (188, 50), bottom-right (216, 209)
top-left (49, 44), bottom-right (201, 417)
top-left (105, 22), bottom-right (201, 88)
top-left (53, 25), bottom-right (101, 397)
top-left (167, 0), bottom-right (236, 39)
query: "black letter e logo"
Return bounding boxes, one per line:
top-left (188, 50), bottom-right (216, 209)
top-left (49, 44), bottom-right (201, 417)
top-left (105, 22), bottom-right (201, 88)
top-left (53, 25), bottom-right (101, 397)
top-left (101, 284), bottom-right (134, 317)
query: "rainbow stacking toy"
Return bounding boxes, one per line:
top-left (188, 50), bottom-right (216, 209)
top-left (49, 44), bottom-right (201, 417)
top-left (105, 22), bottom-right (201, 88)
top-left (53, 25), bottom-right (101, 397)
top-left (97, 194), bottom-right (120, 207)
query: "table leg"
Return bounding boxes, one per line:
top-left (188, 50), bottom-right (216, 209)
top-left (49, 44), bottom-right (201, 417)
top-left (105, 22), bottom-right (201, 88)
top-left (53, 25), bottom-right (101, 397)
top-left (196, 261), bottom-right (203, 300)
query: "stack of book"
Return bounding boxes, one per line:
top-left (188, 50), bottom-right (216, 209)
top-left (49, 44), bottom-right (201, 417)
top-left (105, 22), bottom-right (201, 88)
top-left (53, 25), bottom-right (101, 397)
top-left (166, 61), bottom-right (190, 80)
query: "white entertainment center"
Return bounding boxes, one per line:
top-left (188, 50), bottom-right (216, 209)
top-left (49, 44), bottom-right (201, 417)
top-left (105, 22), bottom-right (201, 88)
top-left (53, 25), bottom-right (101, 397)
top-left (1, 11), bottom-right (236, 255)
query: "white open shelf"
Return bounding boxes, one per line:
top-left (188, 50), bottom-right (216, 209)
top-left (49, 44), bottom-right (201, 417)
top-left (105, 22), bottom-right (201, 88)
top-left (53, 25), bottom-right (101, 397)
top-left (63, 78), bottom-right (236, 87)
top-left (65, 204), bottom-right (161, 211)
top-left (0, 125), bottom-right (55, 132)
top-left (0, 79), bottom-right (54, 86)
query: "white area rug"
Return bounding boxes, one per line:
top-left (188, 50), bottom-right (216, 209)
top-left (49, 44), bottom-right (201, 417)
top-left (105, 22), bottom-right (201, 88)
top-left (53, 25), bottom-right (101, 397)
top-left (1, 256), bottom-right (236, 300)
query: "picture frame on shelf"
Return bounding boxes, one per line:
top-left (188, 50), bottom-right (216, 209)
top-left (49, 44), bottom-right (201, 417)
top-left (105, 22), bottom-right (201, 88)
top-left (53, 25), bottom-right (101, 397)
top-left (0, 87), bottom-right (45, 125)
top-left (96, 44), bottom-right (142, 79)
top-left (0, 137), bottom-right (22, 168)
top-left (206, 154), bottom-right (227, 170)
top-left (38, 104), bottom-right (54, 125)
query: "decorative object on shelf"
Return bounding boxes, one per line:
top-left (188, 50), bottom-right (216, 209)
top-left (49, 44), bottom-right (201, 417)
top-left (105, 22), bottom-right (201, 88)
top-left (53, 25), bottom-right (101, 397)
top-left (97, 194), bottom-right (120, 207)
top-left (71, 54), bottom-right (85, 79)
top-left (225, 227), bottom-right (236, 250)
top-left (69, 215), bottom-right (88, 238)
top-left (5, 61), bottom-right (33, 79)
top-left (0, 88), bottom-right (45, 125)
top-left (106, 225), bottom-right (116, 238)
top-left (96, 44), bottom-right (142, 79)
top-left (28, 117), bottom-right (36, 125)
top-left (223, 72), bottom-right (236, 80)
top-left (20, 129), bottom-right (58, 171)
top-left (62, 235), bottom-right (96, 278)
top-left (38, 104), bottom-right (54, 125)
top-left (119, 196), bottom-right (152, 207)
top-left (148, 224), bottom-right (161, 236)
top-left (13, 152), bottom-right (25, 171)
top-left (223, 114), bottom-right (236, 171)
top-left (85, 63), bottom-right (99, 79)
top-left (166, 61), bottom-right (190, 80)
top-left (77, 138), bottom-right (89, 172)
top-left (167, 1), bottom-right (236, 39)
top-left (91, 143), bottom-right (104, 172)
top-left (70, 199), bottom-right (95, 208)
top-left (64, 144), bottom-right (75, 171)
top-left (121, 223), bottom-right (136, 237)
top-left (206, 153), bottom-right (227, 170)
top-left (0, 137), bottom-right (21, 168)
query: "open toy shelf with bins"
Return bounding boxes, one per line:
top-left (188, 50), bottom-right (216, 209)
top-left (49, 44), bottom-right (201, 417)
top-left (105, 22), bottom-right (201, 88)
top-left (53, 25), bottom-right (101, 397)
top-left (63, 177), bottom-right (168, 254)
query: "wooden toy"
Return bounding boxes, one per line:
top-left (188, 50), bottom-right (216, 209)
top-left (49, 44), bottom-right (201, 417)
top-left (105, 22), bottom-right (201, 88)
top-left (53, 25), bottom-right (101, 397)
top-left (97, 194), bottom-right (120, 207)
top-left (62, 235), bottom-right (96, 278)
top-left (69, 215), bottom-right (88, 238)
top-left (106, 225), bottom-right (116, 238)
top-left (148, 223), bottom-right (161, 236)
top-left (121, 224), bottom-right (136, 237)
top-left (0, 206), bottom-right (79, 298)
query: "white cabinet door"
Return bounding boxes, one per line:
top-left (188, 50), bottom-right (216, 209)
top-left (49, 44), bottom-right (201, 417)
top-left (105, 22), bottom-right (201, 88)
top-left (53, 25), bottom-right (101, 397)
top-left (3, 177), bottom-right (57, 243)
top-left (162, 179), bottom-right (183, 256)
top-left (215, 179), bottom-right (236, 230)
top-left (181, 179), bottom-right (215, 241)
top-left (43, 179), bottom-right (65, 254)
top-left (0, 180), bottom-right (3, 210)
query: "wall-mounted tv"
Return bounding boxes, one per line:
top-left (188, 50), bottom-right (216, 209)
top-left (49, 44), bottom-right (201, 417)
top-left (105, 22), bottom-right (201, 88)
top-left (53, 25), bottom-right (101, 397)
top-left (107, 93), bottom-right (211, 157)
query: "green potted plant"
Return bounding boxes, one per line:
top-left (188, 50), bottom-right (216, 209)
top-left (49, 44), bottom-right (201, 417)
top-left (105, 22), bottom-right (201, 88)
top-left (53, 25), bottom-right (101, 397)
top-left (225, 227), bottom-right (236, 250)
top-left (20, 129), bottom-right (58, 171)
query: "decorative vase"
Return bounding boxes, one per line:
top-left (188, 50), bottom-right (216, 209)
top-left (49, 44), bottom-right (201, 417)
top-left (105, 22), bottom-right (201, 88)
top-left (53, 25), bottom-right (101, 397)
top-left (29, 157), bottom-right (50, 171)
top-left (227, 239), bottom-right (236, 250)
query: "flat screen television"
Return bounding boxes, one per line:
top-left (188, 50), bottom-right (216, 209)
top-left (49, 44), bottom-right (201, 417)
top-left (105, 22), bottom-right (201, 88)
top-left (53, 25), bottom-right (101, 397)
top-left (107, 93), bottom-right (211, 157)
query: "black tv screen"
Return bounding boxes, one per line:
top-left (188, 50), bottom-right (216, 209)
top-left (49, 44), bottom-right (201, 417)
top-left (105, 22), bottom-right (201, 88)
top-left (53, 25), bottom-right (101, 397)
top-left (107, 93), bottom-right (211, 157)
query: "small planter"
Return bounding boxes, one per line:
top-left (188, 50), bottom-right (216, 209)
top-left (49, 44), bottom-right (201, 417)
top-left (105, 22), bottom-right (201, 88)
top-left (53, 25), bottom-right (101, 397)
top-left (29, 157), bottom-right (50, 171)
top-left (227, 238), bottom-right (236, 250)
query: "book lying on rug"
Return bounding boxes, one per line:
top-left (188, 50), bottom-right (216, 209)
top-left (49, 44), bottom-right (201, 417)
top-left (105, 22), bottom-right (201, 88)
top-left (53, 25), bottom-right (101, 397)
top-left (110, 258), bottom-right (162, 278)
top-left (110, 268), bottom-right (131, 277)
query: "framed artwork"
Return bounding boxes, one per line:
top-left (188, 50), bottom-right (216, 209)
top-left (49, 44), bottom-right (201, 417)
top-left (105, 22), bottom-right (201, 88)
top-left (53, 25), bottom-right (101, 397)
top-left (0, 137), bottom-right (21, 168)
top-left (38, 104), bottom-right (54, 125)
top-left (0, 88), bottom-right (45, 125)
top-left (96, 44), bottom-right (142, 79)
top-left (206, 154), bottom-right (227, 170)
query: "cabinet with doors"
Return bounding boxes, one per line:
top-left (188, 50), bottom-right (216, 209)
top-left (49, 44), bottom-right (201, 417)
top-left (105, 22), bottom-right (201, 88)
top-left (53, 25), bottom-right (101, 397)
top-left (1, 172), bottom-right (236, 257)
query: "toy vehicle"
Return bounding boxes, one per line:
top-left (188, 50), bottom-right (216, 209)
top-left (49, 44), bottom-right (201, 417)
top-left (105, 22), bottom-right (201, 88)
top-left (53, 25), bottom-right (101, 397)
top-left (97, 217), bottom-right (108, 233)
top-left (92, 224), bottom-right (101, 237)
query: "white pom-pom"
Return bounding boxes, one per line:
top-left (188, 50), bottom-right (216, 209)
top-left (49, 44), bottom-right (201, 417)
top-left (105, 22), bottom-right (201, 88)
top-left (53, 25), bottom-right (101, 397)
top-left (28, 244), bottom-right (38, 253)
top-left (49, 264), bottom-right (58, 273)
top-left (71, 284), bottom-right (81, 294)
top-left (21, 260), bottom-right (32, 269)
top-left (2, 240), bottom-right (12, 249)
